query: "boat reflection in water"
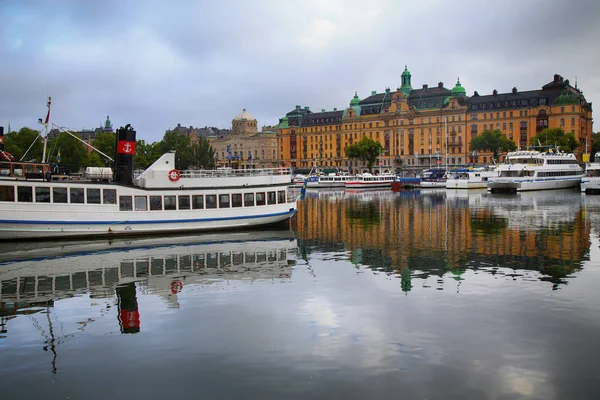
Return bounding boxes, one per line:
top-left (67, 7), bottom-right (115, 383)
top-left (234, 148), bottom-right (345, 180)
top-left (0, 230), bottom-right (298, 335)
top-left (296, 188), bottom-right (591, 291)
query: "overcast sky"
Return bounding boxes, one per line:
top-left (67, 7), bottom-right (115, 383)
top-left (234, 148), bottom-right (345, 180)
top-left (1, 0), bottom-right (598, 142)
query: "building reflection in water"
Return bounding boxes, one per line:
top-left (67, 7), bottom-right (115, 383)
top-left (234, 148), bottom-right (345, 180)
top-left (294, 188), bottom-right (592, 291)
top-left (0, 230), bottom-right (298, 339)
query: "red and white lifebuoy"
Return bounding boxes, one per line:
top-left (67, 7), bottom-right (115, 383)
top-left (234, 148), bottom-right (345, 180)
top-left (168, 169), bottom-right (181, 182)
top-left (171, 281), bottom-right (183, 294)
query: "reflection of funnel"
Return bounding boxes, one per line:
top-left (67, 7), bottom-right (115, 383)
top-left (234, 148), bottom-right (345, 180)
top-left (116, 283), bottom-right (140, 334)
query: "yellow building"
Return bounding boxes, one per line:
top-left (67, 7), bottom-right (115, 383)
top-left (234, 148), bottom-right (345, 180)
top-left (209, 109), bottom-right (279, 169)
top-left (278, 68), bottom-right (593, 171)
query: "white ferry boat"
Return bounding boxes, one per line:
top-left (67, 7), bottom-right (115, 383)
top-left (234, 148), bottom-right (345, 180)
top-left (446, 167), bottom-right (498, 189)
top-left (419, 168), bottom-right (447, 188)
top-left (487, 149), bottom-right (583, 193)
top-left (344, 173), bottom-right (395, 189)
top-left (306, 172), bottom-right (354, 188)
top-left (581, 152), bottom-right (600, 194)
top-left (0, 125), bottom-right (297, 239)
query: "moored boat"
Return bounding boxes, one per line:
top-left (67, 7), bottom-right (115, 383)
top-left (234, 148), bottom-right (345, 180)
top-left (344, 172), bottom-right (395, 189)
top-left (487, 149), bottom-right (583, 193)
top-left (581, 152), bottom-right (600, 194)
top-left (306, 172), bottom-right (354, 188)
top-left (420, 168), bottom-right (447, 188)
top-left (291, 174), bottom-right (308, 187)
top-left (0, 125), bottom-right (298, 239)
top-left (446, 166), bottom-right (497, 189)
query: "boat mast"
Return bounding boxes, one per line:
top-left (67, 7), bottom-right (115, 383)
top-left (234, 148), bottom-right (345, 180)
top-left (41, 97), bottom-right (51, 164)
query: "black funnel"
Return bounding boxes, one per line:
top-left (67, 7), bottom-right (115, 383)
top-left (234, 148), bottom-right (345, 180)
top-left (114, 124), bottom-right (136, 185)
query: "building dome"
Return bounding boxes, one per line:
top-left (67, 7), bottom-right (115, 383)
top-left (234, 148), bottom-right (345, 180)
top-left (349, 91), bottom-right (361, 106)
top-left (233, 108), bottom-right (256, 121)
top-left (401, 65), bottom-right (411, 77)
top-left (450, 78), bottom-right (466, 96)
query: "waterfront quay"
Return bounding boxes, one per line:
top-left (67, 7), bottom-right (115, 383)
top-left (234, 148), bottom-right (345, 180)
top-left (2, 188), bottom-right (600, 399)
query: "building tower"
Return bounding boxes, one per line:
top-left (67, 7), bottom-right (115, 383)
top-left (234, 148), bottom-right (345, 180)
top-left (232, 109), bottom-right (258, 135)
top-left (400, 65), bottom-right (412, 96)
top-left (103, 115), bottom-right (113, 133)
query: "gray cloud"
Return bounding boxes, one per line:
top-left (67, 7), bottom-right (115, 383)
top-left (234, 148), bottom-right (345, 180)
top-left (1, 0), bottom-right (598, 142)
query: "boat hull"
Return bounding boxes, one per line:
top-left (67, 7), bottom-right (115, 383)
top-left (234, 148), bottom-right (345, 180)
top-left (306, 181), bottom-right (348, 188)
top-left (446, 180), bottom-right (487, 189)
top-left (488, 177), bottom-right (581, 193)
top-left (581, 177), bottom-right (600, 194)
top-left (344, 182), bottom-right (392, 189)
top-left (420, 181), bottom-right (446, 188)
top-left (0, 206), bottom-right (297, 239)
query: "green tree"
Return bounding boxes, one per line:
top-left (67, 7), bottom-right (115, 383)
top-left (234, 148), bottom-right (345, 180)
top-left (134, 139), bottom-right (162, 170)
top-left (189, 137), bottom-right (216, 169)
top-left (87, 152), bottom-right (105, 168)
top-left (159, 130), bottom-right (193, 169)
top-left (48, 133), bottom-right (89, 173)
top-left (4, 127), bottom-right (44, 162)
top-left (345, 137), bottom-right (383, 172)
top-left (469, 129), bottom-right (517, 160)
top-left (530, 128), bottom-right (579, 153)
top-left (91, 132), bottom-right (116, 164)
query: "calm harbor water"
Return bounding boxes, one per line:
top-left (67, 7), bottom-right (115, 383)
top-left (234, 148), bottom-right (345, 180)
top-left (2, 188), bottom-right (600, 399)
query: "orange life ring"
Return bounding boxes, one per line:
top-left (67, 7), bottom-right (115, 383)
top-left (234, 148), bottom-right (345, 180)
top-left (171, 281), bottom-right (183, 294)
top-left (168, 169), bottom-right (181, 181)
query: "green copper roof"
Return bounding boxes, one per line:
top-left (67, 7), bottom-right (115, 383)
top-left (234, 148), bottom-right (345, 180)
top-left (350, 91), bottom-right (361, 106)
top-left (450, 78), bottom-right (466, 96)
top-left (400, 65), bottom-right (412, 96)
top-left (554, 89), bottom-right (581, 105)
top-left (104, 115), bottom-right (111, 129)
top-left (279, 116), bottom-right (289, 128)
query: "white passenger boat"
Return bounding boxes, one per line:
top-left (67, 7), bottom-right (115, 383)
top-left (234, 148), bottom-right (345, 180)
top-left (419, 168), bottom-right (447, 188)
top-left (0, 125), bottom-right (297, 239)
top-left (306, 172), bottom-right (354, 188)
top-left (487, 149), bottom-right (583, 193)
top-left (446, 167), bottom-right (498, 189)
top-left (291, 174), bottom-right (308, 187)
top-left (344, 173), bottom-right (395, 189)
top-left (581, 152), bottom-right (600, 194)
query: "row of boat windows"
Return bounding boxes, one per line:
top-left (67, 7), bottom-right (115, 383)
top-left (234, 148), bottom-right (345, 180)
top-left (0, 186), bottom-right (117, 204)
top-left (119, 191), bottom-right (287, 211)
top-left (506, 158), bottom-right (578, 165)
top-left (546, 159), bottom-right (579, 164)
top-left (499, 171), bottom-right (581, 177)
top-left (0, 185), bottom-right (287, 209)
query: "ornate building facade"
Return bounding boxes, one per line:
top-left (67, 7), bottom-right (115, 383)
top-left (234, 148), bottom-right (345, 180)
top-left (277, 68), bottom-right (593, 171)
top-left (209, 109), bottom-right (279, 169)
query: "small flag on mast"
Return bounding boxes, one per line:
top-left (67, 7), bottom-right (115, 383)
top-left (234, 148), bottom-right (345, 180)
top-left (44, 97), bottom-right (51, 125)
